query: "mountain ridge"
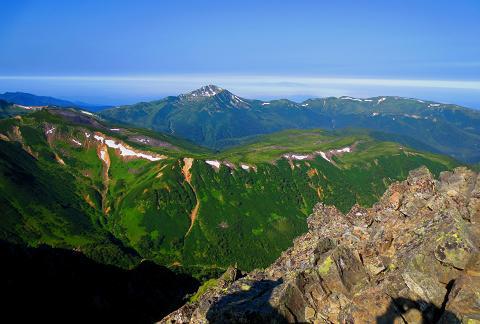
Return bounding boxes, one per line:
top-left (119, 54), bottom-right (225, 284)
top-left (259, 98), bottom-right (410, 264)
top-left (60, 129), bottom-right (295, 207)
top-left (99, 86), bottom-right (480, 163)
top-left (0, 91), bottom-right (109, 111)
top-left (0, 109), bottom-right (458, 277)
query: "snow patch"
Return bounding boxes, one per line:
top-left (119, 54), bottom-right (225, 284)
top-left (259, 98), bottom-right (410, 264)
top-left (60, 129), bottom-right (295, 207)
top-left (319, 151), bottom-right (331, 162)
top-left (240, 164), bottom-right (250, 170)
top-left (372, 112), bottom-right (379, 117)
top-left (206, 160), bottom-right (221, 168)
top-left (284, 144), bottom-right (354, 165)
top-left (292, 154), bottom-right (309, 160)
top-left (341, 96), bottom-right (363, 102)
top-left (190, 85), bottom-right (223, 97)
top-left (428, 103), bottom-right (441, 107)
top-left (223, 161), bottom-right (236, 169)
top-left (94, 135), bottom-right (105, 143)
top-left (103, 139), bottom-right (163, 161)
top-left (15, 104), bottom-right (34, 110)
top-left (110, 128), bottom-right (120, 131)
top-left (283, 154), bottom-right (311, 161)
top-left (99, 150), bottom-right (107, 163)
top-left (80, 110), bottom-right (94, 116)
top-left (232, 95), bottom-right (246, 104)
top-left (261, 102), bottom-right (270, 106)
top-left (336, 147), bottom-right (351, 153)
top-left (93, 133), bottom-right (164, 161)
top-left (71, 139), bottom-right (82, 146)
top-left (377, 97), bottom-right (386, 104)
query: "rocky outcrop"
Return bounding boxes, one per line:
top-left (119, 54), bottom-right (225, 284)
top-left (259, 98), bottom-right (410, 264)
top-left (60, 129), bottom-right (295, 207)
top-left (161, 166), bottom-right (480, 323)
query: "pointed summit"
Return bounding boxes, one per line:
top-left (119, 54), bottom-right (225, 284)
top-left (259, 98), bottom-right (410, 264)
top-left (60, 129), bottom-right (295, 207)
top-left (178, 85), bottom-right (251, 109)
top-left (185, 85), bottom-right (224, 98)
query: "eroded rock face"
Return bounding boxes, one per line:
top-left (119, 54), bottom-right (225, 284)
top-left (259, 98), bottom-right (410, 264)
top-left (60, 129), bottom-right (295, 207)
top-left (161, 166), bottom-right (480, 323)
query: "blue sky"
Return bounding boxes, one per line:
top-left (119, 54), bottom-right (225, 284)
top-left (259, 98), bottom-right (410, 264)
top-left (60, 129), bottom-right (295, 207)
top-left (1, 0), bottom-right (479, 107)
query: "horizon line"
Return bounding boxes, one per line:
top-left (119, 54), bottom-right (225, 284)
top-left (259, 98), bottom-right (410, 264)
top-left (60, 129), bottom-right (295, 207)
top-left (1, 74), bottom-right (480, 90)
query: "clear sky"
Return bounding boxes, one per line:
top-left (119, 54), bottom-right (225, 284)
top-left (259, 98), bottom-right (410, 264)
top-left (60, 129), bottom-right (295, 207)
top-left (1, 0), bottom-right (479, 107)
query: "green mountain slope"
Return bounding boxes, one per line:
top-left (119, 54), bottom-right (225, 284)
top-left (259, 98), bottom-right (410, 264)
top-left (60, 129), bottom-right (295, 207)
top-left (0, 109), bottom-right (458, 277)
top-left (100, 85), bottom-right (480, 163)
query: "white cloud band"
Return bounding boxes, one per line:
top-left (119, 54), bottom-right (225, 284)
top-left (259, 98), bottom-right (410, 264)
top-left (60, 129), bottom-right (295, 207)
top-left (1, 74), bottom-right (479, 90)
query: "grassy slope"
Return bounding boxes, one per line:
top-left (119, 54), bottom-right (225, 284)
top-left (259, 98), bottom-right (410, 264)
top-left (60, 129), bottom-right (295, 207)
top-left (179, 132), bottom-right (457, 271)
top-left (95, 128), bottom-right (457, 273)
top-left (100, 94), bottom-right (480, 163)
top-left (0, 138), bottom-right (139, 268)
top-left (0, 111), bottom-right (459, 278)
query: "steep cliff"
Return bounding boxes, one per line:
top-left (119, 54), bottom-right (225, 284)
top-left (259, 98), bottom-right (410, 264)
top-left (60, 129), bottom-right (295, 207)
top-left (162, 166), bottom-right (480, 323)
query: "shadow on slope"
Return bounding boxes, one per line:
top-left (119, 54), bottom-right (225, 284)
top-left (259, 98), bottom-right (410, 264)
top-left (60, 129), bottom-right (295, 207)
top-left (206, 279), bottom-right (288, 323)
top-left (204, 280), bottom-right (461, 323)
top-left (377, 296), bottom-right (460, 324)
top-left (0, 240), bottom-right (199, 324)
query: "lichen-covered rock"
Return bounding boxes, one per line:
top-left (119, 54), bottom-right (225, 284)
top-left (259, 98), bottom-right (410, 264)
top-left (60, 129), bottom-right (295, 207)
top-left (434, 232), bottom-right (475, 270)
top-left (161, 167), bottom-right (480, 323)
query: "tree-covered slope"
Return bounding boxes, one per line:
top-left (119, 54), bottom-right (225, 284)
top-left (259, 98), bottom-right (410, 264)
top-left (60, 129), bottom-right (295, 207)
top-left (0, 109), bottom-right (458, 277)
top-left (100, 85), bottom-right (480, 163)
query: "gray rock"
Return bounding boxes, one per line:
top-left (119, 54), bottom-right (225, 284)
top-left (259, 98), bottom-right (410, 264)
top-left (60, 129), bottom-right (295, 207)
top-left (160, 167), bottom-right (480, 323)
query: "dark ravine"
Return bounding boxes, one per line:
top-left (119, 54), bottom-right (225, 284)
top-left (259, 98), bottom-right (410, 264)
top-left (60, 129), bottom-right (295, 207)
top-left (1, 240), bottom-right (199, 324)
top-left (162, 166), bottom-right (480, 323)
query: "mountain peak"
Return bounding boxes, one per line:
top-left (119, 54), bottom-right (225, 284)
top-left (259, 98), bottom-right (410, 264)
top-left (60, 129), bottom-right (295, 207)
top-left (186, 85), bottom-right (225, 98)
top-left (178, 85), bottom-right (251, 109)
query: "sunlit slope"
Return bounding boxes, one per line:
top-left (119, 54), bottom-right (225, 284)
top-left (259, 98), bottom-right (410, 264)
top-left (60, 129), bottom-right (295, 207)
top-left (0, 110), bottom-right (458, 276)
top-left (100, 86), bottom-right (480, 162)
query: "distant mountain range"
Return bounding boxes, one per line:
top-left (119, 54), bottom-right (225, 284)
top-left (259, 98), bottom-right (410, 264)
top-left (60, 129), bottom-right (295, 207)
top-left (99, 85), bottom-right (480, 163)
top-left (2, 86), bottom-right (480, 163)
top-left (0, 91), bottom-right (109, 111)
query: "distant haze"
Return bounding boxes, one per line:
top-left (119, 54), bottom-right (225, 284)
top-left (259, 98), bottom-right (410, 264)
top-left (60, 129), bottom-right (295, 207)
top-left (0, 75), bottom-right (479, 109)
top-left (1, 1), bottom-right (479, 108)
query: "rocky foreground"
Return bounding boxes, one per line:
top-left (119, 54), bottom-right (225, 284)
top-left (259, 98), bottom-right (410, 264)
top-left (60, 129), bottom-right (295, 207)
top-left (161, 167), bottom-right (480, 323)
